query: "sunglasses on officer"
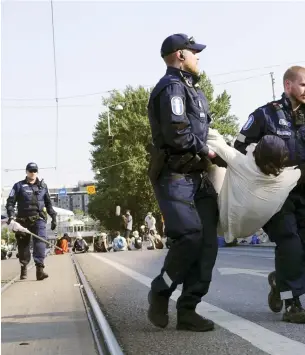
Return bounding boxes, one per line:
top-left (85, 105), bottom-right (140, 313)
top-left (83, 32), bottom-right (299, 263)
top-left (27, 169), bottom-right (38, 173)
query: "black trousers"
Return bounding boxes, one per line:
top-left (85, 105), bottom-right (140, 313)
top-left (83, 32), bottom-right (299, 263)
top-left (263, 184), bottom-right (305, 299)
top-left (151, 169), bottom-right (219, 310)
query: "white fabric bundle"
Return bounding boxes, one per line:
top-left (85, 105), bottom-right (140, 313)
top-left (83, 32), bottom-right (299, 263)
top-left (207, 129), bottom-right (301, 243)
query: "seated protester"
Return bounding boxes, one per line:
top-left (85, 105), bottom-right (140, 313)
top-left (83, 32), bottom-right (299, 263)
top-left (112, 231), bottom-right (128, 252)
top-left (62, 233), bottom-right (71, 247)
top-left (94, 234), bottom-right (103, 252)
top-left (147, 230), bottom-right (164, 250)
top-left (60, 233), bottom-right (70, 253)
top-left (72, 235), bottom-right (89, 253)
top-left (55, 236), bottom-right (64, 255)
top-left (99, 233), bottom-right (112, 252)
top-left (129, 231), bottom-right (142, 250)
top-left (139, 225), bottom-right (147, 241)
top-left (207, 129), bottom-right (301, 242)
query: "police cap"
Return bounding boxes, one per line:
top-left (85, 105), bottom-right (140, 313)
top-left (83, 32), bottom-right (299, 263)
top-left (26, 162), bottom-right (38, 172)
top-left (161, 33), bottom-right (206, 58)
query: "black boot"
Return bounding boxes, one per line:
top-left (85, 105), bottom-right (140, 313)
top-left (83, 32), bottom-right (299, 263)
top-left (20, 266), bottom-right (27, 280)
top-left (268, 271), bottom-right (283, 313)
top-left (147, 290), bottom-right (169, 328)
top-left (36, 265), bottom-right (48, 281)
top-left (176, 309), bottom-right (214, 332)
top-left (282, 298), bottom-right (305, 324)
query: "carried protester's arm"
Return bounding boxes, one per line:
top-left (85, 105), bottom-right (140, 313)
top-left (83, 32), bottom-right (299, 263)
top-left (207, 129), bottom-right (241, 166)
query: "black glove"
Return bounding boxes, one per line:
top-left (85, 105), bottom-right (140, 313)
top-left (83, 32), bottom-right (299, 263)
top-left (51, 218), bottom-right (57, 231)
top-left (211, 156), bottom-right (227, 168)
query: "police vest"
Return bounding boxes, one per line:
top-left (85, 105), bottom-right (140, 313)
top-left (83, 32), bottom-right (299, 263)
top-left (16, 180), bottom-right (48, 217)
top-left (270, 102), bottom-right (305, 165)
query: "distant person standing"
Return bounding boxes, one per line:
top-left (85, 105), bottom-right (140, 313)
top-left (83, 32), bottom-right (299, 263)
top-left (145, 212), bottom-right (156, 232)
top-left (122, 210), bottom-right (133, 242)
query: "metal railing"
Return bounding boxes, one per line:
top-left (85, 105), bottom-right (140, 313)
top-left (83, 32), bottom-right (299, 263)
top-left (71, 254), bottom-right (124, 355)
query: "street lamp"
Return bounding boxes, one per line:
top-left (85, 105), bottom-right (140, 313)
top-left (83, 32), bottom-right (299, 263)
top-left (106, 104), bottom-right (124, 136)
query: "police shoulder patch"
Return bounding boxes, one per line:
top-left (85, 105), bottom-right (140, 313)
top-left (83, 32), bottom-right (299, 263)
top-left (9, 189), bottom-right (15, 197)
top-left (171, 96), bottom-right (184, 116)
top-left (242, 115), bottom-right (254, 131)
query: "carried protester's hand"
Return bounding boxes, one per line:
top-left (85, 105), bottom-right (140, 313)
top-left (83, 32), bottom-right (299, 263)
top-left (208, 149), bottom-right (217, 159)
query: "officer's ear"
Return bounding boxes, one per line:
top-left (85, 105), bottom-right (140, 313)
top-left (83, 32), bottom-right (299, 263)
top-left (179, 50), bottom-right (185, 61)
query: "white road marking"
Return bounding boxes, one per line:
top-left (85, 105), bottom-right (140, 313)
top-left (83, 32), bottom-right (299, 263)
top-left (91, 254), bottom-right (305, 355)
top-left (218, 268), bottom-right (269, 277)
top-left (218, 250), bottom-right (274, 259)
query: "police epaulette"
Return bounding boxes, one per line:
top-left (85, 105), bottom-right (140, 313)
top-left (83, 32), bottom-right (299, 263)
top-left (40, 179), bottom-right (47, 188)
top-left (271, 102), bottom-right (283, 110)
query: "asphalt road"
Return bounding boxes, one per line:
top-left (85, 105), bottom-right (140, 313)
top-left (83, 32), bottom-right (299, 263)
top-left (76, 247), bottom-right (305, 355)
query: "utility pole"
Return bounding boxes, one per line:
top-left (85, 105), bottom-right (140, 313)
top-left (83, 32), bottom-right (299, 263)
top-left (270, 72), bottom-right (276, 101)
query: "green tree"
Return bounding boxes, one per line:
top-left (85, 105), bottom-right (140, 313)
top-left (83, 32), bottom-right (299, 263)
top-left (1, 227), bottom-right (16, 244)
top-left (73, 209), bottom-right (84, 219)
top-left (89, 74), bottom-right (239, 229)
top-left (199, 73), bottom-right (239, 141)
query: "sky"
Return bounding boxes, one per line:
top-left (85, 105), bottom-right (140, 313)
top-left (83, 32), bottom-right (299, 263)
top-left (1, 0), bottom-right (305, 190)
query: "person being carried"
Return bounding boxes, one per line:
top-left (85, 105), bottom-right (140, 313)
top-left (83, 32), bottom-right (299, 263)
top-left (207, 129), bottom-right (301, 242)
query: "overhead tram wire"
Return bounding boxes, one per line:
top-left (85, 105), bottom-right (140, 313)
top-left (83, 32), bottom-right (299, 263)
top-left (2, 60), bottom-right (304, 102)
top-left (2, 72), bottom-right (273, 109)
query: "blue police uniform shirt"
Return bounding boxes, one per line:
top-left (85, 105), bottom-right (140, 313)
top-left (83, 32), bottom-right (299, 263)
top-left (148, 66), bottom-right (211, 156)
top-left (235, 93), bottom-right (305, 166)
top-left (6, 178), bottom-right (56, 218)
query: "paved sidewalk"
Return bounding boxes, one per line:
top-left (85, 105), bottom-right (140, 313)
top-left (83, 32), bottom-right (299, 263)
top-left (1, 254), bottom-right (97, 355)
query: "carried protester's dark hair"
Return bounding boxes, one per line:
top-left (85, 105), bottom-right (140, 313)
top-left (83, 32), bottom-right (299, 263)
top-left (253, 135), bottom-right (288, 176)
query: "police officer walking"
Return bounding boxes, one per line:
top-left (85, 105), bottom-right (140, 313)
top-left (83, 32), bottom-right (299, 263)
top-left (234, 66), bottom-right (305, 323)
top-left (146, 33), bottom-right (219, 331)
top-left (6, 162), bottom-right (57, 281)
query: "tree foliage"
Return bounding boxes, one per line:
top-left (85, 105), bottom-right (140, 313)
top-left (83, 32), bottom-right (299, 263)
top-left (89, 74), bottom-right (239, 230)
top-left (1, 227), bottom-right (16, 244)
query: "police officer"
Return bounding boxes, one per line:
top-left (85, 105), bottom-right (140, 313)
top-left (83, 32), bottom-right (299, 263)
top-left (146, 33), bottom-right (219, 331)
top-left (234, 66), bottom-right (305, 324)
top-left (6, 162), bottom-right (57, 281)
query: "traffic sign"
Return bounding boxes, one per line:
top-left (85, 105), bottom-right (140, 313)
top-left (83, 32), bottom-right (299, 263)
top-left (86, 185), bottom-right (96, 195)
top-left (58, 188), bottom-right (67, 196)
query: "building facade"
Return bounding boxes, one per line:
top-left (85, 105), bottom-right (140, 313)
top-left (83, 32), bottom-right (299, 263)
top-left (49, 180), bottom-right (94, 214)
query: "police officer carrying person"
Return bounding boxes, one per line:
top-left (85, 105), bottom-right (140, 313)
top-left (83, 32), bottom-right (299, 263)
top-left (146, 33), bottom-right (219, 331)
top-left (234, 66), bottom-right (305, 323)
top-left (6, 162), bottom-right (57, 281)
